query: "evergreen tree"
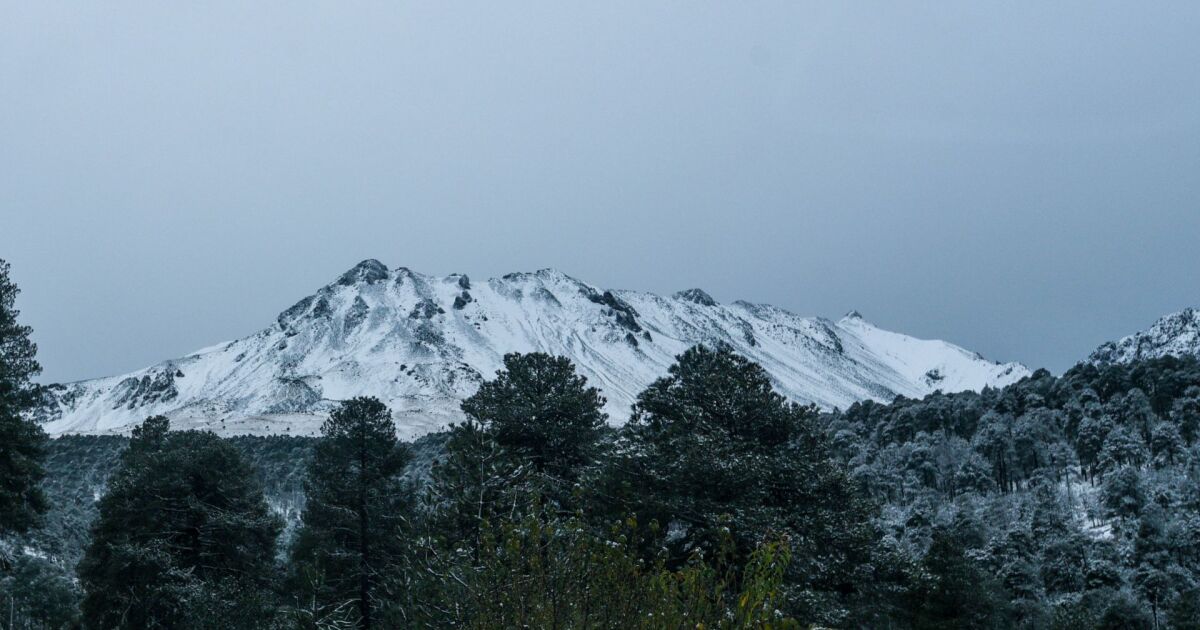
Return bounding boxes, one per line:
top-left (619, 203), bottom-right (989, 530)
top-left (608, 345), bottom-right (875, 623)
top-left (1098, 425), bottom-right (1148, 472)
top-left (1077, 414), bottom-right (1113, 482)
top-left (0, 258), bottom-right (48, 535)
top-left (78, 416), bottom-right (281, 629)
top-left (423, 418), bottom-right (526, 551)
top-left (1102, 465), bottom-right (1146, 519)
top-left (972, 412), bottom-right (1015, 492)
top-left (1170, 387), bottom-right (1200, 445)
top-left (909, 528), bottom-right (1010, 629)
top-left (290, 397), bottom-right (411, 629)
top-left (0, 555), bottom-right (80, 629)
top-left (1149, 420), bottom-right (1185, 467)
top-left (461, 352), bottom-right (606, 482)
top-left (1170, 588), bottom-right (1200, 630)
top-left (1095, 589), bottom-right (1153, 630)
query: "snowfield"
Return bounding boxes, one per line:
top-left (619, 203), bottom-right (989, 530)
top-left (37, 260), bottom-right (1029, 439)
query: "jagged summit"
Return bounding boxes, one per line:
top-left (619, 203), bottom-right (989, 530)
top-left (674, 288), bottom-right (717, 307)
top-left (336, 259), bottom-right (390, 286)
top-left (1090, 307), bottom-right (1200, 364)
top-left (36, 262), bottom-right (1030, 438)
top-left (844, 310), bottom-right (864, 321)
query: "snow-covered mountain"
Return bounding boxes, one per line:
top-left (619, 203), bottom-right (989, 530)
top-left (1089, 308), bottom-right (1200, 364)
top-left (37, 260), bottom-right (1029, 439)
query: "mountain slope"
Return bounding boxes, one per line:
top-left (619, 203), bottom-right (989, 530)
top-left (37, 261), bottom-right (1029, 438)
top-left (1089, 307), bottom-right (1200, 364)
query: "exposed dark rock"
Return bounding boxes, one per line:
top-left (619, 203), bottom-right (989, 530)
top-left (532, 287), bottom-right (562, 306)
top-left (674, 288), bottom-right (717, 307)
top-left (277, 295), bottom-right (315, 327)
top-left (814, 320), bottom-right (845, 354)
top-left (453, 291), bottom-right (473, 310)
top-left (311, 296), bottom-right (333, 319)
top-left (736, 319), bottom-right (757, 347)
top-left (409, 299), bottom-right (445, 320)
top-left (113, 369), bottom-right (180, 410)
top-left (344, 296), bottom-right (369, 333)
top-left (336, 259), bottom-right (390, 286)
top-left (582, 288), bottom-right (642, 332)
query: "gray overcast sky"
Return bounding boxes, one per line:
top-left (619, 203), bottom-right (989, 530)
top-left (2, 2), bottom-right (1198, 383)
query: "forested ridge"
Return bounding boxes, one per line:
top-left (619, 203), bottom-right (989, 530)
top-left (3, 259), bottom-right (1200, 628)
top-left (5, 354), bottom-right (1199, 628)
top-left (824, 355), bottom-right (1200, 628)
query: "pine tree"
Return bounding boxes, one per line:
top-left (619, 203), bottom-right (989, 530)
top-left (1102, 465), bottom-right (1146, 519)
top-left (1170, 387), bottom-right (1200, 445)
top-left (423, 418), bottom-right (526, 551)
top-left (1095, 589), bottom-right (1153, 630)
top-left (1077, 414), bottom-right (1114, 482)
top-left (0, 555), bottom-right (80, 629)
top-left (972, 412), bottom-right (1016, 492)
top-left (1148, 420), bottom-right (1184, 467)
top-left (0, 258), bottom-right (48, 535)
top-left (1169, 588), bottom-right (1200, 630)
top-left (290, 397), bottom-right (411, 630)
top-left (608, 345), bottom-right (875, 623)
top-left (78, 416), bottom-right (281, 628)
top-left (910, 527), bottom-right (1010, 629)
top-left (461, 352), bottom-right (606, 482)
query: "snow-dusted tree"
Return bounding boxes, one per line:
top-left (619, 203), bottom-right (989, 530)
top-left (461, 352), bottom-right (606, 482)
top-left (0, 258), bottom-right (48, 535)
top-left (1077, 414), bottom-right (1114, 482)
top-left (972, 411), bottom-right (1016, 492)
top-left (909, 527), bottom-right (1011, 628)
top-left (1149, 421), bottom-right (1185, 467)
top-left (1170, 387), bottom-right (1200, 446)
top-left (1101, 465), bottom-right (1146, 519)
top-left (608, 345), bottom-right (875, 624)
top-left (78, 416), bottom-right (281, 628)
top-left (423, 418), bottom-right (526, 551)
top-left (290, 397), bottom-right (412, 630)
top-left (1098, 425), bottom-right (1149, 472)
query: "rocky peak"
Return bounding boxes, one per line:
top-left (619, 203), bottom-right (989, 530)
top-left (336, 259), bottom-right (390, 286)
top-left (674, 288), bottom-right (717, 307)
top-left (38, 260), bottom-right (1032, 439)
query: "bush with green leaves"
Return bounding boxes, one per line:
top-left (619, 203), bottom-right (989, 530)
top-left (413, 498), bottom-right (799, 629)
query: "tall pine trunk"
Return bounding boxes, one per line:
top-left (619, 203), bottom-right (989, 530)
top-left (359, 428), bottom-right (371, 630)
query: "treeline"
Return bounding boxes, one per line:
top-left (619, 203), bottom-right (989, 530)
top-left (825, 355), bottom-right (1200, 629)
top-left (6, 348), bottom-right (838, 628)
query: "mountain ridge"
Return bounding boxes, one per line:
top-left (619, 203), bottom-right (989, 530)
top-left (1089, 307), bottom-right (1200, 364)
top-left (35, 260), bottom-right (1030, 438)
